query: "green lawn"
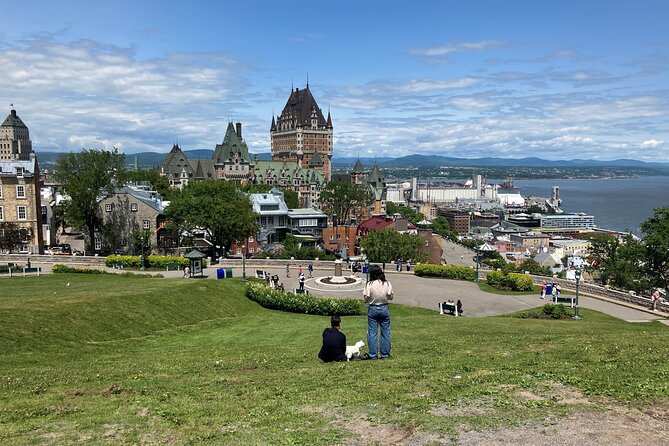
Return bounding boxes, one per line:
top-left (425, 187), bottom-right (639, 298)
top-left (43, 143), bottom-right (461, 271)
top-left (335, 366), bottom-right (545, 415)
top-left (1, 274), bottom-right (668, 445)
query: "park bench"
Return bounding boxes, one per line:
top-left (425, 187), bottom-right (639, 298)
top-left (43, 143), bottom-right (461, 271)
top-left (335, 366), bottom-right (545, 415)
top-left (22, 267), bottom-right (41, 276)
top-left (0, 267), bottom-right (11, 276)
top-left (439, 301), bottom-right (460, 316)
top-left (553, 294), bottom-right (575, 308)
top-left (255, 270), bottom-right (266, 279)
top-left (165, 262), bottom-right (181, 271)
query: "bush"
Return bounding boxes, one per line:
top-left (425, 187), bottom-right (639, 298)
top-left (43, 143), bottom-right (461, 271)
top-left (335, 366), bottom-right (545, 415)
top-left (105, 255), bottom-right (190, 270)
top-left (542, 303), bottom-right (568, 319)
top-left (52, 264), bottom-right (106, 274)
top-left (245, 282), bottom-right (363, 316)
top-left (507, 273), bottom-right (534, 291)
top-left (485, 270), bottom-right (506, 288)
top-left (52, 263), bottom-right (163, 277)
top-left (413, 264), bottom-right (476, 281)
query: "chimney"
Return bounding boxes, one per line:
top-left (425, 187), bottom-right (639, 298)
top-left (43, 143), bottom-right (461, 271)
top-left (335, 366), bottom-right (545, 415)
top-left (236, 122), bottom-right (242, 140)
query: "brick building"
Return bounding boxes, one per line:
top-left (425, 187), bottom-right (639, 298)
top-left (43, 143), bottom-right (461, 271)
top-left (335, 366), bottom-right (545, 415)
top-left (0, 156), bottom-right (44, 253)
top-left (270, 84), bottom-right (333, 180)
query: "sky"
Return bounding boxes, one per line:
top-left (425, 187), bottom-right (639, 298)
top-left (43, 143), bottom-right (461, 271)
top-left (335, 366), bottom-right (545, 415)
top-left (1, 0), bottom-right (668, 161)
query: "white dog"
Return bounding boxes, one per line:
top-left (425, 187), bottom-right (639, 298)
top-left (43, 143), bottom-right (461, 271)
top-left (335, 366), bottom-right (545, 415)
top-left (345, 340), bottom-right (365, 361)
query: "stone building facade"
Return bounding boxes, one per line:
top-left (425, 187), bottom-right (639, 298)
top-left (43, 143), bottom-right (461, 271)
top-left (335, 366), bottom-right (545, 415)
top-left (270, 84), bottom-right (333, 180)
top-left (0, 156), bottom-right (44, 253)
top-left (0, 109), bottom-right (33, 161)
top-left (98, 185), bottom-right (168, 254)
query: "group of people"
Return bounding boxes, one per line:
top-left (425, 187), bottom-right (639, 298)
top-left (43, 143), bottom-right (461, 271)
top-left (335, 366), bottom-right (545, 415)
top-left (394, 258), bottom-right (411, 272)
top-left (319, 265), bottom-right (393, 362)
top-left (265, 272), bottom-right (285, 291)
top-left (540, 281), bottom-right (561, 301)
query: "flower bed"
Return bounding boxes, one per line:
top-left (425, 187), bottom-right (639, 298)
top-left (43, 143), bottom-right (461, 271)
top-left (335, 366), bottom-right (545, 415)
top-left (245, 282), bottom-right (363, 316)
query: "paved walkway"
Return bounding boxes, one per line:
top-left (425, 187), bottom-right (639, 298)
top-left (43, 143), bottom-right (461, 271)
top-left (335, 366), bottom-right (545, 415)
top-left (16, 260), bottom-right (664, 323)
top-left (165, 264), bottom-right (665, 323)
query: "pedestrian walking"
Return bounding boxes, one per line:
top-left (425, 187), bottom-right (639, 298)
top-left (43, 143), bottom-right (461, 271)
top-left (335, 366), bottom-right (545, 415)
top-left (298, 264), bottom-right (303, 276)
top-left (540, 281), bottom-right (547, 299)
top-left (406, 260), bottom-right (411, 272)
top-left (308, 263), bottom-right (313, 278)
top-left (651, 289), bottom-right (661, 311)
top-left (286, 264), bottom-right (290, 278)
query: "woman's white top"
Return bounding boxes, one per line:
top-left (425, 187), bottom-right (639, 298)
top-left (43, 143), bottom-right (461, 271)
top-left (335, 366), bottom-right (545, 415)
top-left (363, 280), bottom-right (394, 306)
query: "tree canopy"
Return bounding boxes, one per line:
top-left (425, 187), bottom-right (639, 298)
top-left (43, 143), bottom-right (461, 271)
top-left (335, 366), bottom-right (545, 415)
top-left (319, 182), bottom-right (373, 225)
top-left (360, 228), bottom-right (425, 263)
top-left (0, 222), bottom-right (22, 253)
top-left (52, 148), bottom-right (126, 253)
top-left (640, 206), bottom-right (669, 291)
top-left (165, 181), bottom-right (258, 256)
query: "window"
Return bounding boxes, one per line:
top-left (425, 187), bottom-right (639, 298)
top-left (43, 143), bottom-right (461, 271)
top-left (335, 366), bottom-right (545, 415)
top-left (0, 187), bottom-right (2, 198)
top-left (131, 203), bottom-right (138, 212)
top-left (95, 236), bottom-right (102, 251)
top-left (248, 236), bottom-right (254, 243)
top-left (16, 167), bottom-right (24, 177)
top-left (17, 205), bottom-right (26, 220)
top-left (41, 206), bottom-right (47, 216)
top-left (268, 216), bottom-right (274, 225)
top-left (143, 220), bottom-right (150, 230)
top-left (105, 204), bottom-right (113, 212)
top-left (248, 247), bottom-right (254, 254)
top-left (0, 206), bottom-right (3, 220)
top-left (16, 185), bottom-right (25, 198)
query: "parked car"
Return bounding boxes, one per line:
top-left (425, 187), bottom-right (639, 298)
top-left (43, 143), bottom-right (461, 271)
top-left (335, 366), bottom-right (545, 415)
top-left (51, 246), bottom-right (65, 255)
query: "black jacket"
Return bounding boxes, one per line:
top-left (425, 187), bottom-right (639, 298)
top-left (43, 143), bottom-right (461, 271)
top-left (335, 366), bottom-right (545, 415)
top-left (318, 327), bottom-right (346, 362)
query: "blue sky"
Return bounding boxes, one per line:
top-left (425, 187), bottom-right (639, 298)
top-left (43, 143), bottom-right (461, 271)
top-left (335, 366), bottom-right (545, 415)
top-left (1, 0), bottom-right (668, 161)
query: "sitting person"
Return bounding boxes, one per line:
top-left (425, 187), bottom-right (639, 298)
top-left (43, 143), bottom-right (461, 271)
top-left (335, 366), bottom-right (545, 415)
top-left (318, 315), bottom-right (347, 362)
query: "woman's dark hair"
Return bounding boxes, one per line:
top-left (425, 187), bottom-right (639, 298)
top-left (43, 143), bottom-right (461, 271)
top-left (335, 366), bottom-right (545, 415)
top-left (368, 264), bottom-right (386, 283)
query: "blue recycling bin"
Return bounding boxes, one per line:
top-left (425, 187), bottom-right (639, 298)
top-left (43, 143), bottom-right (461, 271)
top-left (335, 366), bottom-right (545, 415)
top-left (362, 264), bottom-right (368, 274)
top-left (217, 268), bottom-right (225, 279)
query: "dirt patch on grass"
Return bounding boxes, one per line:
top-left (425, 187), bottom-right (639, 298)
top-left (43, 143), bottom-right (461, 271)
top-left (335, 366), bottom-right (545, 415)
top-left (431, 399), bottom-right (495, 417)
top-left (456, 403), bottom-right (669, 446)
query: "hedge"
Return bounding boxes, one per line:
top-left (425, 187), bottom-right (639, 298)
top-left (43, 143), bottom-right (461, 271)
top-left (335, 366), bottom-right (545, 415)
top-left (52, 263), bottom-right (163, 278)
top-left (245, 282), bottom-right (363, 316)
top-left (105, 255), bottom-right (191, 269)
top-left (486, 271), bottom-right (534, 291)
top-left (413, 264), bottom-right (476, 281)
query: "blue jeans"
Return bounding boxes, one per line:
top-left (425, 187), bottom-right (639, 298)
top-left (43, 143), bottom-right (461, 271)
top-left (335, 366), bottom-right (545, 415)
top-left (367, 305), bottom-right (391, 358)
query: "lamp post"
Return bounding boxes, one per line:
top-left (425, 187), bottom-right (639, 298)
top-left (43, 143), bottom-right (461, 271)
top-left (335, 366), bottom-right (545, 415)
top-left (332, 212), bottom-right (338, 258)
top-left (474, 246), bottom-right (481, 281)
top-left (242, 242), bottom-right (247, 283)
top-left (140, 231), bottom-right (147, 271)
top-left (573, 267), bottom-right (582, 320)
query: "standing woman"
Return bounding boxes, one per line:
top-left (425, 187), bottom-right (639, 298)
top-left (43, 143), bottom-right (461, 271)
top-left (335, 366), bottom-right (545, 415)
top-left (363, 265), bottom-right (394, 359)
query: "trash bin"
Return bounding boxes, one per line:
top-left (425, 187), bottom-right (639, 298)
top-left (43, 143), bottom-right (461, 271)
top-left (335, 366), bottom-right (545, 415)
top-left (362, 264), bottom-right (368, 274)
top-left (225, 268), bottom-right (233, 278)
top-left (217, 268), bottom-right (225, 279)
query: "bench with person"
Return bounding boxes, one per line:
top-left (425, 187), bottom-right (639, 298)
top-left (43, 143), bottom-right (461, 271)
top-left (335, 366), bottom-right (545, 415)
top-left (439, 299), bottom-right (463, 316)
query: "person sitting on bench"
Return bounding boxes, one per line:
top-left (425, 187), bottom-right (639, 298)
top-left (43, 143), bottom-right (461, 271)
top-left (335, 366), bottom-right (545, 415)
top-left (439, 300), bottom-right (459, 316)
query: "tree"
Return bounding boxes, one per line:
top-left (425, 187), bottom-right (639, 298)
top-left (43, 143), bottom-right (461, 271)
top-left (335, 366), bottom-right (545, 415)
top-left (517, 259), bottom-right (551, 276)
top-left (165, 181), bottom-right (258, 257)
top-left (319, 182), bottom-right (373, 225)
top-left (124, 168), bottom-right (171, 199)
top-left (386, 202), bottom-right (424, 225)
top-left (52, 149), bottom-right (126, 253)
top-left (430, 216), bottom-right (458, 241)
top-left (360, 228), bottom-right (424, 263)
top-left (640, 206), bottom-right (669, 291)
top-left (588, 233), bottom-right (646, 291)
top-left (282, 189), bottom-right (300, 209)
top-left (0, 222), bottom-right (22, 253)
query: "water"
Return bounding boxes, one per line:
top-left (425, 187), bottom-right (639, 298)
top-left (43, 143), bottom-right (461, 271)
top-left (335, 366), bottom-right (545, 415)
top-left (512, 176), bottom-right (669, 234)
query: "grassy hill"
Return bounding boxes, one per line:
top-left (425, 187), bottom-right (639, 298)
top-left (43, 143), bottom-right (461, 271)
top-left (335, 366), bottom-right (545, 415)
top-left (1, 274), bottom-right (668, 445)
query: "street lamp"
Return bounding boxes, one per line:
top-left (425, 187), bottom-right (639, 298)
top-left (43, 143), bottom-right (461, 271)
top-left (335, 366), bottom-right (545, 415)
top-left (474, 246), bottom-right (481, 281)
top-left (242, 242), bottom-right (247, 283)
top-left (140, 231), bottom-right (147, 271)
top-left (573, 267), bottom-right (582, 320)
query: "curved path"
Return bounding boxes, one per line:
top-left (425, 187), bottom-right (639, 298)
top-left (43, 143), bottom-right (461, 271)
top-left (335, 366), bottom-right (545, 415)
top-left (166, 264), bottom-right (664, 323)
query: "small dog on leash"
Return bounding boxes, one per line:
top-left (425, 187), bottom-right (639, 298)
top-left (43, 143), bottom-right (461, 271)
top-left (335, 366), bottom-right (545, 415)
top-left (346, 340), bottom-right (365, 361)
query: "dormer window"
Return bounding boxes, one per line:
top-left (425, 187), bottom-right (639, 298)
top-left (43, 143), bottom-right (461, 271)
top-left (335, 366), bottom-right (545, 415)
top-left (16, 167), bottom-right (24, 177)
top-left (131, 203), bottom-right (138, 212)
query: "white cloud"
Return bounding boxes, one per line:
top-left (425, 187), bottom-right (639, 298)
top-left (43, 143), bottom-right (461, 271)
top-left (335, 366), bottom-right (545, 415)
top-left (410, 40), bottom-right (506, 57)
top-left (639, 139), bottom-right (664, 148)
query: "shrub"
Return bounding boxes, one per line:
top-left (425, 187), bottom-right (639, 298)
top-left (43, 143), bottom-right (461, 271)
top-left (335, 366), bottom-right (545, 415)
top-left (414, 264), bottom-right (476, 281)
top-left (245, 282), bottom-right (363, 316)
top-left (486, 270), bottom-right (506, 288)
top-left (542, 303), bottom-right (568, 319)
top-left (507, 273), bottom-right (534, 291)
top-left (52, 264), bottom-right (106, 274)
top-left (105, 255), bottom-right (190, 270)
top-left (52, 263), bottom-right (163, 278)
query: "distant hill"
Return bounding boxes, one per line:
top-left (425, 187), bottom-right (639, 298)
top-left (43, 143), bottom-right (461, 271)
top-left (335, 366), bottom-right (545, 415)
top-left (34, 151), bottom-right (669, 171)
top-left (379, 154), bottom-right (669, 169)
